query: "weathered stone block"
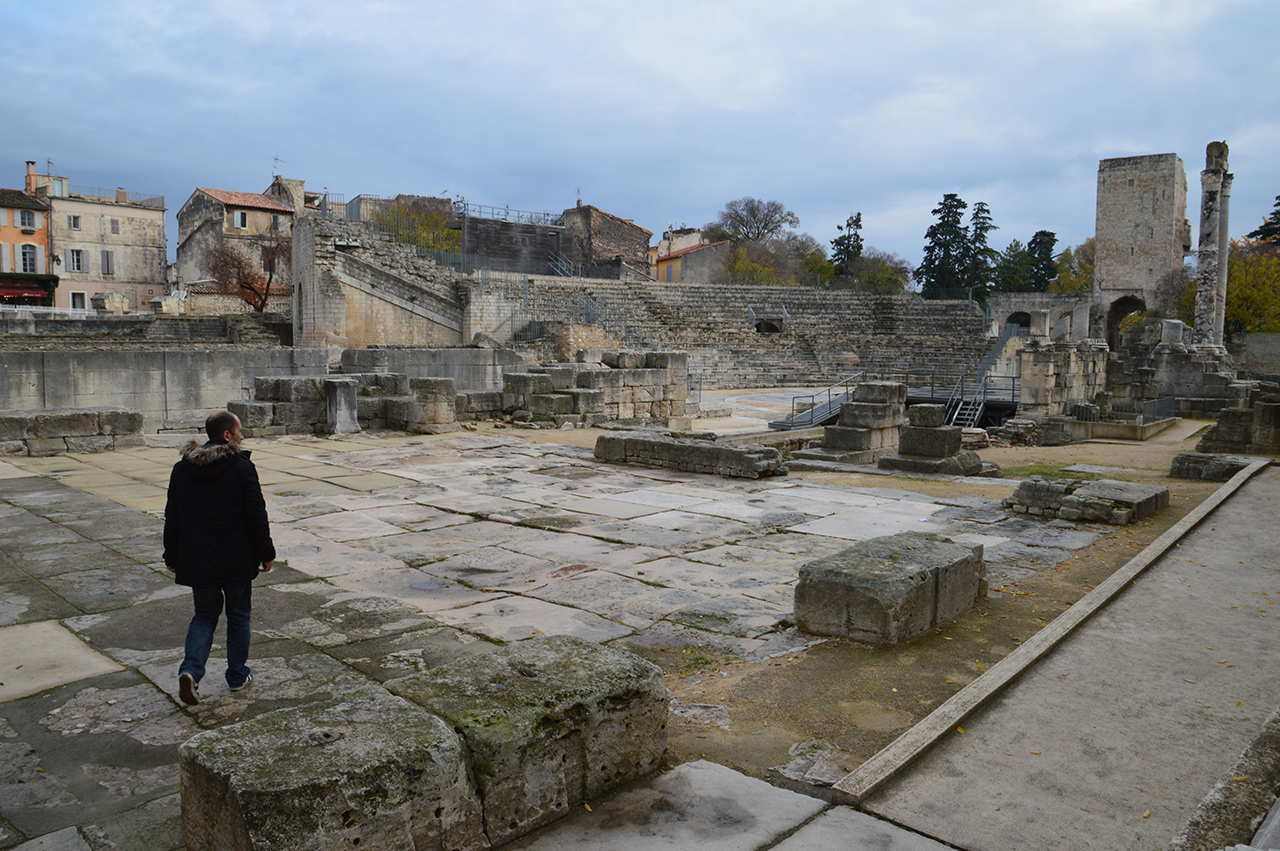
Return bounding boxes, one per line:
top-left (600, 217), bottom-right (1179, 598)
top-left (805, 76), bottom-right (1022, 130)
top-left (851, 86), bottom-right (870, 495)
top-left (112, 434), bottom-right (147, 450)
top-left (26, 438), bottom-right (69, 457)
top-left (32, 411), bottom-right (98, 438)
top-left (64, 435), bottom-right (114, 453)
top-left (271, 401), bottom-right (325, 426)
top-left (1069, 479), bottom-right (1169, 521)
top-left (908, 404), bottom-right (947, 428)
top-left (354, 373), bottom-right (410, 396)
top-left (97, 408), bottom-right (145, 435)
top-left (531, 365), bottom-right (578, 391)
top-left (898, 425), bottom-right (962, 458)
top-left (0, 413), bottom-right (34, 441)
top-left (0, 440), bottom-right (28, 456)
top-left (255, 376), bottom-right (323, 402)
top-left (564, 388), bottom-right (603, 414)
top-left (228, 401), bottom-right (274, 429)
top-left (528, 394), bottom-right (574, 416)
top-left (387, 636), bottom-right (667, 847)
top-left (503, 373), bottom-right (554, 397)
top-left (794, 532), bottom-right (984, 644)
top-left (838, 402), bottom-right (903, 429)
top-left (179, 687), bottom-right (486, 851)
top-left (357, 396), bottom-right (387, 422)
top-left (852, 382), bottom-right (907, 404)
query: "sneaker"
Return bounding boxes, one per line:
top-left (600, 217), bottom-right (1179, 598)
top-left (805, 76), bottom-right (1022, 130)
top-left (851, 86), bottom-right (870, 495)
top-left (229, 673), bottom-right (253, 693)
top-left (178, 673), bottom-right (200, 706)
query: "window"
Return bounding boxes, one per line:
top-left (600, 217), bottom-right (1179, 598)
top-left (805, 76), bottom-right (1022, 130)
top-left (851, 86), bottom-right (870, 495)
top-left (110, 218), bottom-right (120, 234)
top-left (67, 214), bottom-right (81, 230)
top-left (101, 249), bottom-right (115, 276)
top-left (67, 249), bottom-right (83, 271)
top-left (19, 210), bottom-right (35, 229)
top-left (70, 292), bottom-right (86, 310)
top-left (234, 211), bottom-right (247, 228)
top-left (271, 215), bottom-right (281, 231)
top-left (21, 245), bottom-right (37, 273)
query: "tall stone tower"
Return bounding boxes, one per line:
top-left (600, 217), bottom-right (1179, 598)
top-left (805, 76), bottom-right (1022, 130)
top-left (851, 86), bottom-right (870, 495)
top-left (1091, 154), bottom-right (1192, 346)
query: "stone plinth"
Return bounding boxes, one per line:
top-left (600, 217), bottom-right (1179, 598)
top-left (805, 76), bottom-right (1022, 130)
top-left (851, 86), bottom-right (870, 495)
top-left (794, 532), bottom-right (985, 645)
top-left (386, 636), bottom-right (667, 847)
top-left (0, 407), bottom-right (147, 457)
top-left (1170, 452), bottom-right (1261, 482)
top-left (799, 381), bottom-right (906, 465)
top-left (324, 377), bottom-right (361, 435)
top-left (179, 687), bottom-right (486, 851)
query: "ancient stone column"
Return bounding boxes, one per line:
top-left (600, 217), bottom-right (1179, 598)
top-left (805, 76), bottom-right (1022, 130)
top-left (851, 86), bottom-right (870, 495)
top-left (1194, 142), bottom-right (1229, 345)
top-left (1214, 170), bottom-right (1232, 344)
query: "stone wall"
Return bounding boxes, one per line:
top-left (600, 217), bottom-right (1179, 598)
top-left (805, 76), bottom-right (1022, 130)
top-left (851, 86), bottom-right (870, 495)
top-left (292, 217), bottom-right (468, 352)
top-left (559, 204), bottom-right (652, 273)
top-left (503, 351), bottom-right (689, 427)
top-left (339, 346), bottom-right (525, 394)
top-left (1234, 333), bottom-right (1280, 379)
top-left (986, 292), bottom-right (1089, 340)
top-left (594, 431), bottom-right (787, 479)
top-left (232, 373), bottom-right (458, 436)
top-left (453, 215), bottom-right (564, 271)
top-left (0, 407), bottom-right (145, 456)
top-left (0, 348), bottom-right (327, 432)
top-left (1015, 339), bottom-right (1109, 420)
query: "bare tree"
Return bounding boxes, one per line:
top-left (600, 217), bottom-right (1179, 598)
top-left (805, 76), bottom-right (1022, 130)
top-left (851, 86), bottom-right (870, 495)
top-left (704, 197), bottom-right (800, 243)
top-left (207, 230), bottom-right (291, 313)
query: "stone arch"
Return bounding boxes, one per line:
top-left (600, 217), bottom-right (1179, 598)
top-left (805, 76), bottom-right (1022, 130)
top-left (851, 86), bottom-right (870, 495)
top-left (1106, 295), bottom-right (1146, 350)
top-left (1005, 311), bottom-right (1032, 330)
top-left (755, 319), bottom-right (784, 334)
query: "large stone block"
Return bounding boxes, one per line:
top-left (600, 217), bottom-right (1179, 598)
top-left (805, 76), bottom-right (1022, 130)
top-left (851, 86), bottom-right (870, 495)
top-left (794, 533), bottom-right (984, 645)
top-left (838, 402), bottom-right (903, 429)
top-left (271, 400), bottom-right (326, 427)
top-left (908, 404), bottom-right (947, 428)
top-left (324, 378), bottom-right (361, 435)
top-left (386, 636), bottom-right (667, 847)
top-left (32, 410), bottom-right (99, 438)
top-left (97, 407), bottom-right (145, 435)
top-left (0, 413), bottom-right (34, 441)
top-left (179, 687), bottom-right (486, 851)
top-left (503, 373), bottom-right (554, 397)
top-left (565, 388), bottom-right (603, 414)
top-left (822, 426), bottom-right (876, 452)
top-left (852, 382), bottom-right (907, 404)
top-left (26, 438), bottom-right (68, 457)
top-left (528, 394), bottom-right (574, 417)
top-left (898, 425), bottom-right (962, 458)
top-left (64, 435), bottom-right (114, 453)
top-left (228, 401), bottom-right (274, 429)
top-left (255, 376), bottom-right (324, 402)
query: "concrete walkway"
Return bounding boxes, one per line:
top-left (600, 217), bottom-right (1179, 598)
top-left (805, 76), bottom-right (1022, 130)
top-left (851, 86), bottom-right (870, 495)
top-left (0, 431), bottom-right (1273, 849)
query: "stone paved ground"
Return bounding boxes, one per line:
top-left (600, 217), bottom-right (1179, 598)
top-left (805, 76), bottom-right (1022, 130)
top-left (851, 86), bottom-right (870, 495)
top-left (0, 426), bottom-right (1218, 849)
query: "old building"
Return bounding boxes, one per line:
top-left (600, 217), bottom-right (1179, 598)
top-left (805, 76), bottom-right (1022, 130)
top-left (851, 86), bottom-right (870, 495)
top-left (26, 162), bottom-right (166, 311)
top-left (654, 240), bottom-right (729, 283)
top-left (1091, 153), bottom-right (1192, 346)
top-left (175, 177), bottom-right (303, 295)
top-left (558, 202), bottom-right (652, 280)
top-left (0, 184), bottom-right (56, 306)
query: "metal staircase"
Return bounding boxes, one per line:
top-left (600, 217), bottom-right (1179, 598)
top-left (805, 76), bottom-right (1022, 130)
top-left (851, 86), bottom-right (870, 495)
top-left (768, 372), bottom-right (865, 430)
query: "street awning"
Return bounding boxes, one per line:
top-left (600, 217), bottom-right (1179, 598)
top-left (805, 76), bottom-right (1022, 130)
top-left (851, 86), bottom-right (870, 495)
top-left (0, 287), bottom-right (51, 298)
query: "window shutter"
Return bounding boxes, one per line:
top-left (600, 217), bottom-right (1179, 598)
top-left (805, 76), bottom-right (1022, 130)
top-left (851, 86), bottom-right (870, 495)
top-left (0, 243), bottom-right (8, 273)
top-left (0, 208), bottom-right (7, 227)
top-left (37, 246), bottom-right (46, 275)
top-left (101, 249), bottom-right (110, 275)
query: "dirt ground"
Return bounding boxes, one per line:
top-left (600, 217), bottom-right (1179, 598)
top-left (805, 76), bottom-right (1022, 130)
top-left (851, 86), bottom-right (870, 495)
top-left (472, 417), bottom-right (1226, 781)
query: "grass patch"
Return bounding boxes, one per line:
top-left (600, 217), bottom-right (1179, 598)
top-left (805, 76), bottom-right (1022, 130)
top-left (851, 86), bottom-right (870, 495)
top-left (1001, 461), bottom-right (1102, 480)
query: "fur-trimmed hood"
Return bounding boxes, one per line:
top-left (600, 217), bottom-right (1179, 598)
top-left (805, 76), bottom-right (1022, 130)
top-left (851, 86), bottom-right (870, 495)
top-left (179, 440), bottom-right (252, 466)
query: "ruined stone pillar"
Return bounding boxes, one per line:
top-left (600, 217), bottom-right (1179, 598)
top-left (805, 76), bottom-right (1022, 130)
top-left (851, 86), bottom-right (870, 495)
top-left (1194, 142), bottom-right (1229, 345)
top-left (1214, 171), bottom-right (1232, 344)
top-left (1030, 309), bottom-right (1051, 339)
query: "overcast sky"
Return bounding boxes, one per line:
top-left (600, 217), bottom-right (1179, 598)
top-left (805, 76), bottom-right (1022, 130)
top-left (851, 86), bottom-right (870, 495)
top-left (3, 0), bottom-right (1278, 267)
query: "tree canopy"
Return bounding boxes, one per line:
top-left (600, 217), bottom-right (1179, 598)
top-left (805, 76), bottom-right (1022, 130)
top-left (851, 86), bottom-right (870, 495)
top-left (916, 194), bottom-right (971, 298)
top-left (207, 231), bottom-right (290, 313)
top-left (704, 197), bottom-right (800, 243)
top-left (830, 212), bottom-right (864, 276)
top-left (1051, 238), bottom-right (1095, 293)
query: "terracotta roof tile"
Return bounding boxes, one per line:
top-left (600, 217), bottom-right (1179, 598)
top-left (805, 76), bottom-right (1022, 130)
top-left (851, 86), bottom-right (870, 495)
top-left (198, 188), bottom-right (293, 213)
top-left (657, 240), bottom-right (729, 262)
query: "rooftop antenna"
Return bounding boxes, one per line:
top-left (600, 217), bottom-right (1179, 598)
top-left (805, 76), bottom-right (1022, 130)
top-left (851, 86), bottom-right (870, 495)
top-left (45, 158), bottom-right (54, 174)
top-left (273, 156), bottom-right (286, 176)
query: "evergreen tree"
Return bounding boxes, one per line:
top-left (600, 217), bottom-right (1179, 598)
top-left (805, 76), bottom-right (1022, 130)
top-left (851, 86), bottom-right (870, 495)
top-left (964, 202), bottom-right (998, 297)
top-left (1027, 230), bottom-right (1058, 291)
top-left (992, 240), bottom-right (1032, 292)
top-left (830, 212), bottom-right (864, 276)
top-left (916, 194), bottom-right (969, 299)
top-left (1247, 195), bottom-right (1280, 244)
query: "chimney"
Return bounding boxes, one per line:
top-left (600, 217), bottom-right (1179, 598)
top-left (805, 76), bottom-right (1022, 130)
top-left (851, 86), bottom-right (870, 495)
top-left (116, 188), bottom-right (127, 203)
top-left (25, 161), bottom-right (36, 195)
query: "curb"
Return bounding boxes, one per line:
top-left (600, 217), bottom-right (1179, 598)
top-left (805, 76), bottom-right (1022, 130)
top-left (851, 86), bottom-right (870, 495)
top-left (831, 459), bottom-right (1273, 804)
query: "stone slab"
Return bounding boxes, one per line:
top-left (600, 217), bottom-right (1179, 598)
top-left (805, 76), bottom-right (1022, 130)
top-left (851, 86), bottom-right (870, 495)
top-left (430, 595), bottom-right (634, 644)
top-left (0, 620), bottom-right (123, 703)
top-left (505, 760), bottom-right (826, 851)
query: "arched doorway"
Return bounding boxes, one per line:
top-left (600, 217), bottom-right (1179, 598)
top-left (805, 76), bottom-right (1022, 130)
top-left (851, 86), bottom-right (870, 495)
top-left (1005, 312), bottom-right (1032, 334)
top-left (1106, 296), bottom-right (1145, 350)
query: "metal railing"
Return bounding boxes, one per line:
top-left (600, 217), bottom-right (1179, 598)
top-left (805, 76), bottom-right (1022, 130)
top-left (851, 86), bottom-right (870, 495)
top-left (451, 200), bottom-right (563, 226)
top-left (771, 372), bottom-right (867, 429)
top-left (0, 304), bottom-right (96, 319)
top-left (67, 185), bottom-right (164, 208)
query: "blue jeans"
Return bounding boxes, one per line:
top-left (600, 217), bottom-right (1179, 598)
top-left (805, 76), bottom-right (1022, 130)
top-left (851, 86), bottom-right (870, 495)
top-left (179, 582), bottom-right (252, 688)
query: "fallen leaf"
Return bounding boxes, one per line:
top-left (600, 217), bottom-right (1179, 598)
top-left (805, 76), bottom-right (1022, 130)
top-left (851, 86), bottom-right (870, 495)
top-left (1143, 810), bottom-right (1151, 819)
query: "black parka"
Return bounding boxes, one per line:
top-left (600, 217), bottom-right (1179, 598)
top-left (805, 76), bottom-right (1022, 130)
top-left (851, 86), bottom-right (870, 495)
top-left (163, 440), bottom-right (275, 588)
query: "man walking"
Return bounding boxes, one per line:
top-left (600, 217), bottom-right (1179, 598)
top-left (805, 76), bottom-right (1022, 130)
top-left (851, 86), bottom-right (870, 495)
top-left (164, 410), bottom-right (275, 706)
